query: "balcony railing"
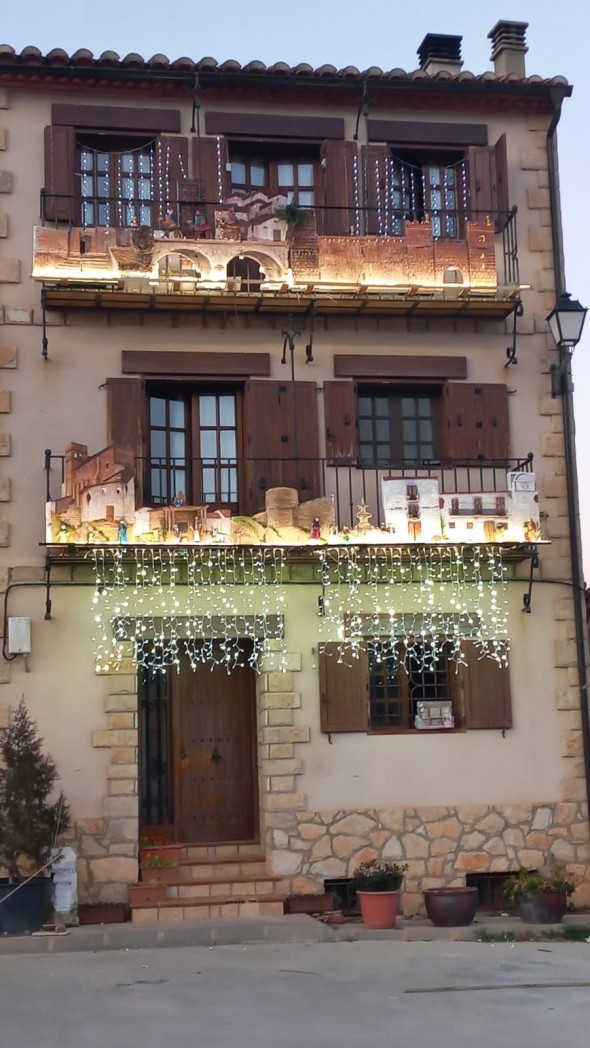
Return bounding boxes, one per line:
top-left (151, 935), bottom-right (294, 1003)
top-left (45, 453), bottom-right (534, 534)
top-left (38, 192), bottom-right (520, 291)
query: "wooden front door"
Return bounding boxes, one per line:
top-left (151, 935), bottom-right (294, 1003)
top-left (172, 655), bottom-right (258, 843)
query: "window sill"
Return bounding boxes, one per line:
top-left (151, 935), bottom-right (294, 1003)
top-left (367, 727), bottom-right (467, 736)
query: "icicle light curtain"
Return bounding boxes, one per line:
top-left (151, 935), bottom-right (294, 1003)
top-left (90, 545), bottom-right (509, 675)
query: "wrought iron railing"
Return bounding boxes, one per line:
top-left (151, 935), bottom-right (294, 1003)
top-left (38, 192), bottom-right (520, 289)
top-left (45, 452), bottom-right (534, 533)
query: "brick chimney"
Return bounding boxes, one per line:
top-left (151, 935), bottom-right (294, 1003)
top-left (417, 34), bottom-right (463, 75)
top-left (488, 20), bottom-right (528, 78)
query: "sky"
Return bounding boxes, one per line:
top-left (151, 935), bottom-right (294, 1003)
top-left (2, 0), bottom-right (590, 573)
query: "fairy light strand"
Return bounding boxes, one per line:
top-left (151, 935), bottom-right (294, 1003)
top-left (90, 544), bottom-right (511, 676)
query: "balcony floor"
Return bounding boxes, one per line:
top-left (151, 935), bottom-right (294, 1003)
top-left (42, 286), bottom-right (520, 320)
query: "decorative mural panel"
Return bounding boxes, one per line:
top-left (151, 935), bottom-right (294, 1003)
top-left (46, 443), bottom-right (541, 549)
top-left (32, 209), bottom-right (501, 294)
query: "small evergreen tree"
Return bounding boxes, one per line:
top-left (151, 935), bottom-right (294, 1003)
top-left (0, 698), bottom-right (69, 882)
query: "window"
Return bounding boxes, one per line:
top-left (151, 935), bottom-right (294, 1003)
top-left (77, 135), bottom-right (155, 228)
top-left (229, 145), bottom-right (317, 207)
top-left (386, 150), bottom-right (468, 239)
top-left (368, 645), bottom-right (452, 731)
top-left (319, 640), bottom-right (512, 735)
top-left (148, 389), bottom-right (240, 507)
top-left (358, 389), bottom-right (440, 467)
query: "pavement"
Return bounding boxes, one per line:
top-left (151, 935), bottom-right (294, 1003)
top-left (0, 912), bottom-right (589, 955)
top-left (1, 939), bottom-right (590, 1047)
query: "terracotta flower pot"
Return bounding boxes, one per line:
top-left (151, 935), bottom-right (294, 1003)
top-left (518, 890), bottom-right (568, 924)
top-left (129, 884), bottom-right (167, 907)
top-left (356, 890), bottom-right (400, 929)
top-left (424, 886), bottom-right (478, 927)
top-left (139, 844), bottom-right (182, 864)
top-left (78, 904), bottom-right (128, 925)
top-left (140, 864), bottom-right (179, 885)
top-left (286, 893), bottom-right (336, 915)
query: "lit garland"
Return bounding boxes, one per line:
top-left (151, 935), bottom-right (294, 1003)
top-left (91, 546), bottom-right (288, 675)
top-left (352, 153), bottom-right (361, 235)
top-left (317, 544), bottom-right (510, 669)
top-left (216, 136), bottom-right (224, 202)
top-left (90, 544), bottom-right (511, 676)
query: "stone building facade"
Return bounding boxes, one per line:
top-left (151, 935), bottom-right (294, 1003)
top-left (0, 22), bottom-right (589, 919)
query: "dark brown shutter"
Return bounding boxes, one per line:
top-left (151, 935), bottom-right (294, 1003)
top-left (468, 138), bottom-right (510, 227)
top-left (157, 136), bottom-right (189, 219)
top-left (493, 134), bottom-right (510, 230)
top-left (319, 644), bottom-right (368, 733)
top-left (363, 144), bottom-right (390, 234)
top-left (324, 381), bottom-right (358, 464)
top-left (243, 380), bottom-right (320, 515)
top-left (44, 125), bottom-right (75, 222)
top-left (319, 140), bottom-right (357, 235)
top-left (441, 383), bottom-right (510, 462)
top-left (463, 642), bottom-right (513, 730)
top-left (468, 145), bottom-right (495, 219)
top-left (106, 377), bottom-right (146, 507)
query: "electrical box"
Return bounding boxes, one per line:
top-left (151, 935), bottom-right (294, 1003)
top-left (8, 617), bottom-right (31, 655)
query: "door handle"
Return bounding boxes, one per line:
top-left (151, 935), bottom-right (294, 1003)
top-left (210, 746), bottom-right (221, 762)
top-left (180, 747), bottom-right (187, 761)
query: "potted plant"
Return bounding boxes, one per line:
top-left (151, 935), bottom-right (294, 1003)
top-left (273, 202), bottom-right (310, 239)
top-left (503, 867), bottom-right (575, 924)
top-left (0, 699), bottom-right (69, 936)
top-left (140, 855), bottom-right (178, 885)
top-left (351, 859), bottom-right (408, 929)
top-left (423, 885), bottom-right (479, 927)
top-left (78, 902), bottom-right (128, 926)
top-left (139, 836), bottom-right (182, 864)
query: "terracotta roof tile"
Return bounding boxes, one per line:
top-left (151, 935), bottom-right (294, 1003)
top-left (0, 43), bottom-right (571, 88)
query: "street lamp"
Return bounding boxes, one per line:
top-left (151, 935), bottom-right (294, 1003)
top-left (547, 292), bottom-right (587, 397)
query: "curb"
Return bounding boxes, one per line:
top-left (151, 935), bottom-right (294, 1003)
top-left (0, 913), bottom-right (588, 957)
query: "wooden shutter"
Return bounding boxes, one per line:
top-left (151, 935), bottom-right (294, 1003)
top-left (463, 642), bottom-right (513, 730)
top-left (243, 380), bottom-right (320, 515)
top-left (493, 134), bottom-right (510, 231)
top-left (469, 137), bottom-right (510, 226)
top-left (44, 125), bottom-right (75, 222)
top-left (441, 383), bottom-right (510, 462)
top-left (158, 135), bottom-right (189, 218)
top-left (468, 145), bottom-right (495, 218)
top-left (363, 144), bottom-right (390, 234)
top-left (324, 381), bottom-right (358, 464)
top-left (106, 377), bottom-right (146, 507)
top-left (319, 645), bottom-right (368, 733)
top-left (319, 140), bottom-right (357, 235)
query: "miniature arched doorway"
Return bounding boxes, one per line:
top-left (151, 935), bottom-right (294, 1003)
top-left (227, 255), bottom-right (265, 292)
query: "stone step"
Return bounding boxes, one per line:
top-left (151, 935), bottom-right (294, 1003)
top-left (165, 874), bottom-right (284, 900)
top-left (180, 841), bottom-right (264, 861)
top-left (131, 894), bottom-right (286, 923)
top-left (177, 856), bottom-right (268, 881)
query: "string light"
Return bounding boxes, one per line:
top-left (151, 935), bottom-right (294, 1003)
top-left (91, 546), bottom-right (288, 675)
top-left (352, 153), bottom-right (361, 235)
top-left (375, 156), bottom-right (383, 236)
top-left (317, 544), bottom-right (510, 670)
top-left (216, 136), bottom-right (224, 202)
top-left (90, 543), bottom-right (511, 677)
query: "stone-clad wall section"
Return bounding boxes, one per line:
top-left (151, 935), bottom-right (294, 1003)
top-left (269, 802), bottom-right (590, 914)
top-left (75, 671), bottom-right (139, 903)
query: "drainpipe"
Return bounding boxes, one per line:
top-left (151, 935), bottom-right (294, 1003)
top-left (546, 89), bottom-right (590, 819)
